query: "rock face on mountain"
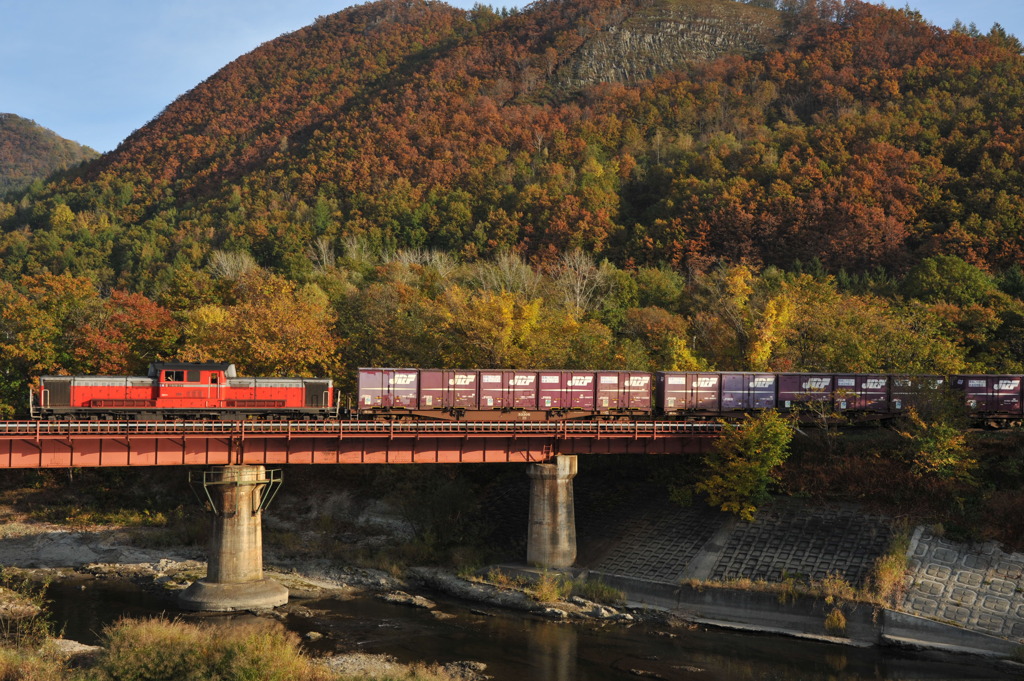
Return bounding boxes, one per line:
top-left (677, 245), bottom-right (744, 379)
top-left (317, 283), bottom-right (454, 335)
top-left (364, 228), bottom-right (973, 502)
top-left (555, 0), bottom-right (783, 88)
top-left (0, 114), bottom-right (98, 195)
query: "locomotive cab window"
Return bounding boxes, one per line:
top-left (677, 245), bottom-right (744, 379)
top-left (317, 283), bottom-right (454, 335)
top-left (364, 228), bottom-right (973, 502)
top-left (164, 370), bottom-right (185, 382)
top-left (210, 375), bottom-right (219, 385)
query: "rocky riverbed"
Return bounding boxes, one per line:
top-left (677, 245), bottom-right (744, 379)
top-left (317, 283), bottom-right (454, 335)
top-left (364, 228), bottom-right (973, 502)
top-left (0, 510), bottom-right (662, 681)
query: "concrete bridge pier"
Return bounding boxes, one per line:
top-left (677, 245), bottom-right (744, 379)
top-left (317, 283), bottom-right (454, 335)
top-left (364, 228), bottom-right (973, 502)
top-left (527, 455), bottom-right (578, 569)
top-left (179, 465), bottom-right (288, 611)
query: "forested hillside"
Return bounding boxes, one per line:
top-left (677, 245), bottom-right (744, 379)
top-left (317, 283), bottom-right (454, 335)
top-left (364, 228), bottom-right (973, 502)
top-left (0, 0), bottom-right (1023, 417)
top-left (0, 114), bottom-right (98, 196)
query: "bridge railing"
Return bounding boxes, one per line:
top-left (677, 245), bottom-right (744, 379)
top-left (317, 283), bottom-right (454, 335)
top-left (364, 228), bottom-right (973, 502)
top-left (0, 419), bottom-right (727, 437)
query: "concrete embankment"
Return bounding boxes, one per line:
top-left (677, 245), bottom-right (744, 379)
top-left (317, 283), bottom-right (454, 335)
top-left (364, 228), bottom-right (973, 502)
top-left (569, 487), bottom-right (1024, 660)
top-left (588, 573), bottom-right (1020, 658)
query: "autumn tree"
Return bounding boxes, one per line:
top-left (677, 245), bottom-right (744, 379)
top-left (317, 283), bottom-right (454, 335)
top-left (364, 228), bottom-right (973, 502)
top-left (622, 306), bottom-right (703, 370)
top-left (686, 264), bottom-right (793, 370)
top-left (896, 407), bottom-right (977, 484)
top-left (550, 249), bottom-right (612, 316)
top-left (71, 290), bottom-right (179, 375)
top-left (179, 272), bottom-right (339, 376)
top-left (768, 274), bottom-right (967, 374)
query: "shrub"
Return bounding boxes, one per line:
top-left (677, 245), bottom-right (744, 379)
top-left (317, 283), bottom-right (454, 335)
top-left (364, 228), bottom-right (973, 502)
top-left (683, 410), bottom-right (795, 521)
top-left (895, 408), bottom-right (976, 483)
top-left (867, 526), bottom-right (911, 606)
top-left (89, 618), bottom-right (333, 681)
top-left (824, 607), bottom-right (847, 636)
top-left (528, 572), bottom-right (572, 603)
top-left (570, 578), bottom-right (625, 606)
top-left (0, 646), bottom-right (67, 681)
top-left (0, 570), bottom-right (54, 649)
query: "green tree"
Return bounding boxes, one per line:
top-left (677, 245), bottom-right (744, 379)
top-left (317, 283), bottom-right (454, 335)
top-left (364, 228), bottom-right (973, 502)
top-left (681, 410), bottom-right (795, 521)
top-left (771, 274), bottom-right (967, 373)
top-left (902, 255), bottom-right (997, 307)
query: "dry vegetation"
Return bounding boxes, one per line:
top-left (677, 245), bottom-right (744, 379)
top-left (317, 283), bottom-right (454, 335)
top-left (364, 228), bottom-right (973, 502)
top-left (0, 618), bottom-right (472, 681)
top-left (476, 568), bottom-right (625, 606)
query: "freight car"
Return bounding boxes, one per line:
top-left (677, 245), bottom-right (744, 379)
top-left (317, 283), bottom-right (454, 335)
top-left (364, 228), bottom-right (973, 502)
top-left (353, 368), bottom-right (1023, 425)
top-left (355, 368), bottom-right (651, 421)
top-left (656, 372), bottom-right (951, 419)
top-left (950, 375), bottom-right (1023, 426)
top-left (31, 363), bottom-right (336, 419)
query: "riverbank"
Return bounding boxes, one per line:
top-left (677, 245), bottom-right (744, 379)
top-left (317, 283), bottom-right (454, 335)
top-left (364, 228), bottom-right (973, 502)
top-left (2, 473), bottom-right (1024, 671)
top-left (566, 485), bottom-right (1024, 662)
top-left (0, 508), bottom-right (1020, 665)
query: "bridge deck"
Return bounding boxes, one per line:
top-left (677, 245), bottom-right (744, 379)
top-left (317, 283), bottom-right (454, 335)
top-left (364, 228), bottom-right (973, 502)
top-left (0, 420), bottom-right (724, 468)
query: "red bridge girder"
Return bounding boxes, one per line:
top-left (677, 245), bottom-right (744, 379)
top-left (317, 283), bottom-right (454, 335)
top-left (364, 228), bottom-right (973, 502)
top-left (0, 420), bottom-right (723, 468)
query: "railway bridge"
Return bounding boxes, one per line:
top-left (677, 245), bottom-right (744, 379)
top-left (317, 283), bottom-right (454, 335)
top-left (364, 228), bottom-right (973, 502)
top-left (0, 419), bottom-right (723, 610)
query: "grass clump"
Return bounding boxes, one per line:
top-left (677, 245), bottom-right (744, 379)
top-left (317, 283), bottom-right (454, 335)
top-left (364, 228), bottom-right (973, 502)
top-left (86, 618), bottom-right (334, 681)
top-left (0, 569), bottom-right (55, 649)
top-left (521, 572), bottom-right (625, 606)
top-left (475, 568), bottom-right (625, 606)
top-left (0, 646), bottom-right (68, 680)
top-left (0, 617), bottom-right (472, 681)
top-left (824, 607), bottom-right (847, 636)
top-left (688, 572), bottom-right (863, 609)
top-left (528, 572), bottom-right (573, 603)
top-left (571, 578), bottom-right (625, 606)
top-left (866, 524), bottom-right (911, 606)
top-left (326, 654), bottom-right (475, 681)
top-left (815, 573), bottom-right (857, 604)
top-left (483, 568), bottom-right (526, 590)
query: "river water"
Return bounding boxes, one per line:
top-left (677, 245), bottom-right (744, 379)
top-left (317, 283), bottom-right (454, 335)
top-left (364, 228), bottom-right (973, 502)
top-left (46, 577), bottom-right (1018, 680)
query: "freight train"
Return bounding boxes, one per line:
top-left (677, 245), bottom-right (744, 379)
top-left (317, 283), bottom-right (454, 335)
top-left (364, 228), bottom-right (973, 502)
top-left (28, 363), bottom-right (1024, 426)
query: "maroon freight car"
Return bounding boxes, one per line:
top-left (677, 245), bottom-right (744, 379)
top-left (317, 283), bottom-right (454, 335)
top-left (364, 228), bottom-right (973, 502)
top-left (596, 372), bottom-right (652, 411)
top-left (890, 375), bottom-right (945, 412)
top-left (833, 374), bottom-right (889, 412)
top-left (657, 372), bottom-right (777, 414)
top-left (951, 375), bottom-right (1023, 417)
top-left (538, 371), bottom-right (597, 410)
top-left (657, 372), bottom-right (720, 413)
top-left (356, 369), bottom-right (419, 409)
top-left (356, 368), bottom-right (651, 420)
top-left (777, 373), bottom-right (833, 409)
top-left (418, 370), bottom-right (479, 410)
top-left (479, 370), bottom-right (538, 409)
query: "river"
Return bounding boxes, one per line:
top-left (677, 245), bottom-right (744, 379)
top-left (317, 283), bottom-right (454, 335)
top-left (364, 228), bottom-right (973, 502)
top-left (46, 577), bottom-right (1018, 680)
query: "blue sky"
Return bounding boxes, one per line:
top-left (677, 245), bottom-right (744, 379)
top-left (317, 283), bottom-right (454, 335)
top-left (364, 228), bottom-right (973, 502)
top-left (1, 0), bottom-right (1021, 153)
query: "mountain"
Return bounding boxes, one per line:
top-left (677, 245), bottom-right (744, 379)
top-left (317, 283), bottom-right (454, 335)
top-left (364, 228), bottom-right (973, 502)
top-left (2, 0), bottom-right (1023, 292)
top-left (0, 114), bottom-right (98, 196)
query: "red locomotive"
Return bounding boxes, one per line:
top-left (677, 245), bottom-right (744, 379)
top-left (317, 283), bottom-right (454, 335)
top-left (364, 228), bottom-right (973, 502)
top-left (31, 363), bottom-right (336, 419)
